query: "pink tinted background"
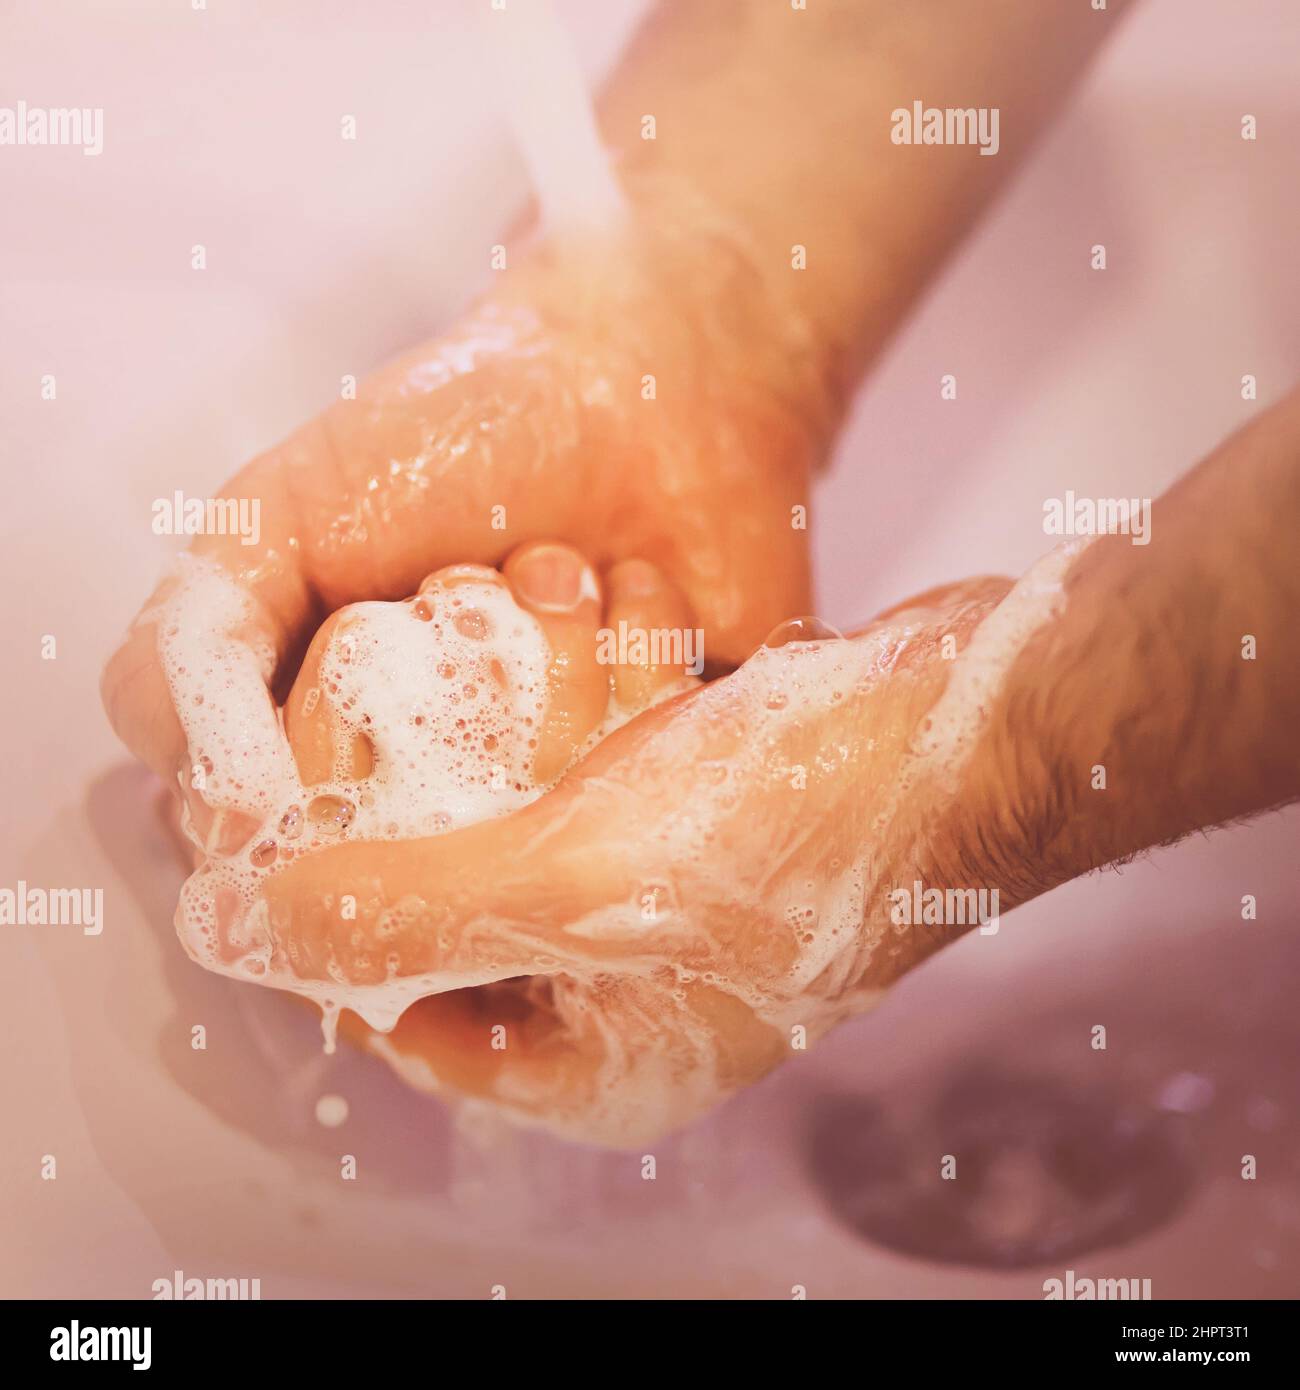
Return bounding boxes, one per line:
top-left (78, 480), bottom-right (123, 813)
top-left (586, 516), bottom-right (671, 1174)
top-left (1, 0), bottom-right (1298, 1297)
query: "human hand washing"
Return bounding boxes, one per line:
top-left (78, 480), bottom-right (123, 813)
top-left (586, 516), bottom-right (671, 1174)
top-left (104, 382), bottom-right (1300, 1147)
top-left (99, 0), bottom-right (1300, 1149)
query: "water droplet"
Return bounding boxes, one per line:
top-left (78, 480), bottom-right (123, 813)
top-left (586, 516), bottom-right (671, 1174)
top-left (319, 1002), bottom-right (340, 1055)
top-left (315, 1094), bottom-right (349, 1128)
top-left (249, 839), bottom-right (278, 867)
top-left (278, 805), bottom-right (304, 839)
top-left (763, 616), bottom-right (844, 648)
top-left (765, 689), bottom-right (788, 710)
top-left (412, 598), bottom-right (434, 622)
top-left (308, 795), bottom-right (356, 835)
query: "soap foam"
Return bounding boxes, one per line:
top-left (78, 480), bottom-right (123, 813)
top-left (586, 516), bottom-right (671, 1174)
top-left (155, 558), bottom-right (568, 1043)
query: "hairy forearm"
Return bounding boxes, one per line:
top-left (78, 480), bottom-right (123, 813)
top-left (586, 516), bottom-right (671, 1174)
top-left (600, 0), bottom-right (1134, 399)
top-left (972, 390), bottom-right (1300, 903)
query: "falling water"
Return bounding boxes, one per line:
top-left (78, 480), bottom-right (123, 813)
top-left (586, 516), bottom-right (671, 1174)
top-left (481, 0), bottom-right (624, 234)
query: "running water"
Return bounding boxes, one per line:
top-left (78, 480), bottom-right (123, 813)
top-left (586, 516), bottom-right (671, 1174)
top-left (480, 0), bottom-right (624, 234)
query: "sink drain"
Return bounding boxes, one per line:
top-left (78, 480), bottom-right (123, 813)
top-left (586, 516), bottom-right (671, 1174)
top-left (807, 1069), bottom-right (1193, 1269)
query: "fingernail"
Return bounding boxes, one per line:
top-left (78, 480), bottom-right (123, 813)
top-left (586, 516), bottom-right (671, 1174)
top-left (418, 564), bottom-right (503, 593)
top-left (512, 544), bottom-right (588, 611)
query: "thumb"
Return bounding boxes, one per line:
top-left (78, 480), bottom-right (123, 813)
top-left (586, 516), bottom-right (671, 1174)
top-left (258, 777), bottom-right (636, 990)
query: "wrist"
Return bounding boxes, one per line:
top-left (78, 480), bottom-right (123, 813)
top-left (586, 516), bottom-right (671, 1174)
top-left (502, 176), bottom-right (843, 471)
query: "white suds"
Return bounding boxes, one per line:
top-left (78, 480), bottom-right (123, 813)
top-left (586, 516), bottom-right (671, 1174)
top-left (155, 558), bottom-right (684, 1051)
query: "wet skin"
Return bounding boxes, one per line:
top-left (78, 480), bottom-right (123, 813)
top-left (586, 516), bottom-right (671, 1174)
top-left (100, 0), bottom-right (1300, 1142)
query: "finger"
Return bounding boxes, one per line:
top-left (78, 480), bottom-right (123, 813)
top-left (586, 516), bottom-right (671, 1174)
top-left (371, 967), bottom-right (784, 1146)
top-left (502, 541), bottom-right (609, 783)
top-left (100, 618), bottom-right (190, 786)
top-left (102, 622), bottom-right (264, 852)
top-left (260, 775), bottom-right (641, 987)
top-left (283, 608), bottom-right (375, 786)
top-left (372, 981), bottom-right (609, 1127)
top-left (101, 461), bottom-right (313, 787)
top-left (624, 409), bottom-right (814, 669)
top-left (602, 558), bottom-right (700, 710)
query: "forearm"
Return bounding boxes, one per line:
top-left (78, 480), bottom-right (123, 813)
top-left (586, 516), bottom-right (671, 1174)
top-left (600, 0), bottom-right (1135, 398)
top-left (973, 390), bottom-right (1300, 903)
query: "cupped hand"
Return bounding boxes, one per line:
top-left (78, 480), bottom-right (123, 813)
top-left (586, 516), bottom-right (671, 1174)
top-left (259, 573), bottom-right (1034, 1146)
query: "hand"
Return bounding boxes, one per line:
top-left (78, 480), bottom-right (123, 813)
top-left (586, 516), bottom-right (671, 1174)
top-left (101, 215), bottom-right (831, 805)
top-left (258, 573), bottom-right (1023, 1146)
